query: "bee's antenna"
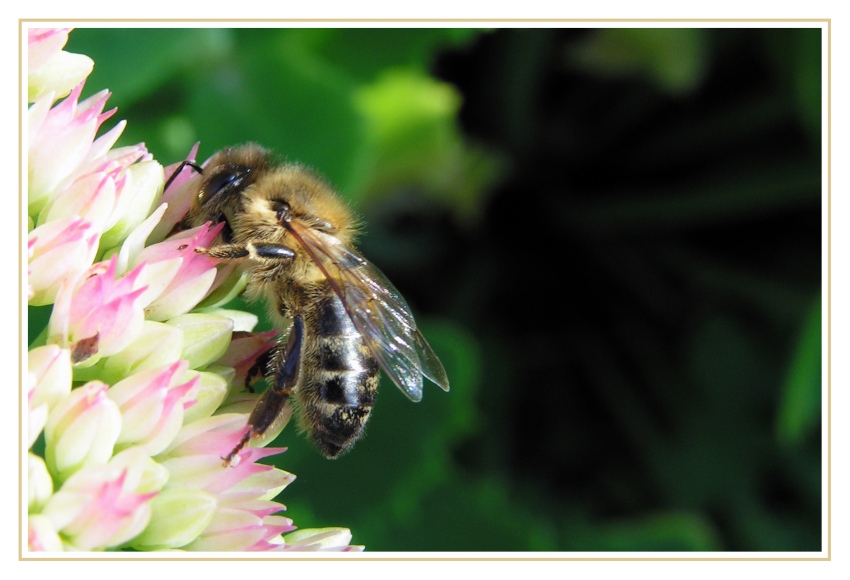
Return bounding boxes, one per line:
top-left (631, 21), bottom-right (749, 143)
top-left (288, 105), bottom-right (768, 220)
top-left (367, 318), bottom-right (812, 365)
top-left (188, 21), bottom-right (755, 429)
top-left (164, 160), bottom-right (203, 192)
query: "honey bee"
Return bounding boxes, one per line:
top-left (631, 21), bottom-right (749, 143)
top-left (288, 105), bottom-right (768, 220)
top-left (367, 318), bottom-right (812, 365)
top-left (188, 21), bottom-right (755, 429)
top-left (174, 144), bottom-right (449, 461)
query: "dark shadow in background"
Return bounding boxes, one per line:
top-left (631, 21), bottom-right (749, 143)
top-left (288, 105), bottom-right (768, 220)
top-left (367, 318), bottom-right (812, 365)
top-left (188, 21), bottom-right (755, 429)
top-left (367, 27), bottom-right (822, 551)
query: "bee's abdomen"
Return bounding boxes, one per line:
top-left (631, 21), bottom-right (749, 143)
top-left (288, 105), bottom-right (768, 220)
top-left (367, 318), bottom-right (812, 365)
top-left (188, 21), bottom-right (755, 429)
top-left (311, 336), bottom-right (376, 408)
top-left (302, 292), bottom-right (380, 458)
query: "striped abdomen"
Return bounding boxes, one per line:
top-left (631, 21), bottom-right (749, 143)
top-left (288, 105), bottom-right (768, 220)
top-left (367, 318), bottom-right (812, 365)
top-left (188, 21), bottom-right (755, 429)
top-left (299, 289), bottom-right (380, 458)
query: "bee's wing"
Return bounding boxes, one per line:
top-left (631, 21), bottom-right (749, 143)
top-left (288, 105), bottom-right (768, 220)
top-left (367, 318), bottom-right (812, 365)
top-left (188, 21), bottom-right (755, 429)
top-left (289, 221), bottom-right (449, 402)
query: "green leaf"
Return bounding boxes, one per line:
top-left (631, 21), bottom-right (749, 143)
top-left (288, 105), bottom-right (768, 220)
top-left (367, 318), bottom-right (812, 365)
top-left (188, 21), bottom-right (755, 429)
top-left (790, 29), bottom-right (823, 143)
top-left (353, 68), bottom-right (503, 217)
top-left (759, 28), bottom-right (823, 144)
top-left (28, 305), bottom-right (52, 347)
top-left (569, 28), bottom-right (709, 94)
top-left (358, 476), bottom-right (559, 551)
top-left (574, 511), bottom-right (721, 551)
top-left (777, 295), bottom-right (822, 445)
top-left (183, 30), bottom-right (364, 193)
top-left (308, 28), bottom-right (482, 82)
top-left (66, 28), bottom-right (230, 105)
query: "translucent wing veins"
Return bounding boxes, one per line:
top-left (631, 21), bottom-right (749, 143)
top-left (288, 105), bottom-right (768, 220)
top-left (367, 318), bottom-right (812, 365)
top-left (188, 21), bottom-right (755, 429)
top-left (287, 220), bottom-right (449, 401)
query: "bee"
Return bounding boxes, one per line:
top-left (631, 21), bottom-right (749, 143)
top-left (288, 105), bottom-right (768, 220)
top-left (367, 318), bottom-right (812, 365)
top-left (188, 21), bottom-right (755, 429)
top-left (174, 144), bottom-right (449, 461)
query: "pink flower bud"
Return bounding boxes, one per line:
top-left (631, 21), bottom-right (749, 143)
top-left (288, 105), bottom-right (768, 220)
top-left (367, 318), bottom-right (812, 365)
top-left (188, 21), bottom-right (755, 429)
top-left (28, 28), bottom-right (72, 69)
top-left (100, 152), bottom-right (164, 249)
top-left (41, 464), bottom-right (156, 551)
top-left (28, 345), bottom-right (73, 447)
top-left (148, 143), bottom-right (202, 244)
top-left (36, 168), bottom-right (118, 232)
top-left (168, 312), bottom-right (233, 370)
top-left (44, 381), bottom-right (122, 482)
top-left (28, 28), bottom-right (93, 103)
top-left (28, 453), bottom-right (53, 512)
top-left (28, 514), bottom-right (64, 551)
top-left (137, 223), bottom-right (224, 321)
top-left (281, 528), bottom-right (362, 552)
top-left (180, 370), bottom-right (229, 424)
top-left (129, 487), bottom-right (218, 550)
top-left (108, 361), bottom-right (198, 455)
top-left (28, 217), bottom-right (99, 306)
top-left (28, 345), bottom-right (72, 412)
top-left (28, 397), bottom-right (47, 451)
top-left (185, 507), bottom-right (295, 552)
top-left (112, 202), bottom-right (167, 275)
top-left (28, 84), bottom-right (116, 216)
top-left (48, 256), bottom-right (147, 363)
top-left (95, 320), bottom-right (184, 384)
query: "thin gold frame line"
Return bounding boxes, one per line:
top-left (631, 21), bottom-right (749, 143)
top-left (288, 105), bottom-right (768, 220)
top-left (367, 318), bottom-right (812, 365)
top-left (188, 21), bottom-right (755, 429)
top-left (19, 20), bottom-right (831, 561)
top-left (825, 17), bottom-right (832, 562)
top-left (20, 18), bottom-right (832, 23)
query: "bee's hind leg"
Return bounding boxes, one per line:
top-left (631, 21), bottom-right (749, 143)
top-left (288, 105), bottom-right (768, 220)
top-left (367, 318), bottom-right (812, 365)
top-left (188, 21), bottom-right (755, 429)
top-left (223, 315), bottom-right (304, 466)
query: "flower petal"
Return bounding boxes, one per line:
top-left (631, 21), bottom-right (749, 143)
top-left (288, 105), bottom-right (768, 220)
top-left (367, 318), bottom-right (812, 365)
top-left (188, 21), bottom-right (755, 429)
top-left (44, 381), bottom-right (122, 482)
top-left (130, 488), bottom-right (218, 550)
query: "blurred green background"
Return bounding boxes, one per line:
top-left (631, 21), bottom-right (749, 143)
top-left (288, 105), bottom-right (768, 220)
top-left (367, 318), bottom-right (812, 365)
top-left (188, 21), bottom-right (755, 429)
top-left (58, 27), bottom-right (822, 552)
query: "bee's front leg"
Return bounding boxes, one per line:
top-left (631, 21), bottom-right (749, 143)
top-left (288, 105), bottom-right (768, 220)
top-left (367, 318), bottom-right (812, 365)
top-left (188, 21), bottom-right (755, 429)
top-left (197, 242), bottom-right (295, 262)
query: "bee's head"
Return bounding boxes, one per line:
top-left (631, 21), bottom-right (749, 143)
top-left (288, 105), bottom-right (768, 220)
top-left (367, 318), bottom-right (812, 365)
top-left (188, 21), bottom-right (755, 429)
top-left (182, 143), bottom-right (272, 241)
top-left (250, 165), bottom-right (358, 245)
top-left (182, 144), bottom-right (358, 247)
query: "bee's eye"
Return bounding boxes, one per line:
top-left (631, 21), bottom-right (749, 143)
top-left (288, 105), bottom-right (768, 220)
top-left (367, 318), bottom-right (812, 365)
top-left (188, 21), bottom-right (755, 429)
top-left (201, 165), bottom-right (250, 204)
top-left (208, 170), bottom-right (239, 194)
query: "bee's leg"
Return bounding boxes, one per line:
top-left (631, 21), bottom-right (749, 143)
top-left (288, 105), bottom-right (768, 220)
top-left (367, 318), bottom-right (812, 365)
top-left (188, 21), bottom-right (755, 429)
top-left (244, 347), bottom-right (273, 393)
top-left (198, 242), bottom-right (295, 262)
top-left (223, 315), bottom-right (304, 466)
top-left (230, 329), bottom-right (274, 393)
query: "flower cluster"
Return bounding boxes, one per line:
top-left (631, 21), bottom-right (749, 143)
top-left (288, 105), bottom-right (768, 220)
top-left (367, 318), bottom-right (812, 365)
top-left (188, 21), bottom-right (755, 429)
top-left (26, 27), bottom-right (361, 553)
